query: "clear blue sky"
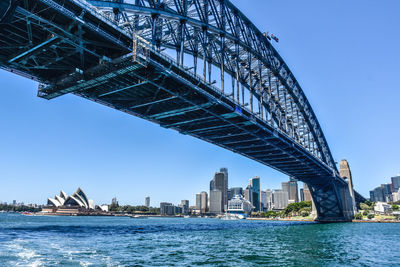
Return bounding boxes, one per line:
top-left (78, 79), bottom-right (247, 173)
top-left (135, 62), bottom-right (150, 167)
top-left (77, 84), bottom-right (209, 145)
top-left (0, 0), bottom-right (399, 206)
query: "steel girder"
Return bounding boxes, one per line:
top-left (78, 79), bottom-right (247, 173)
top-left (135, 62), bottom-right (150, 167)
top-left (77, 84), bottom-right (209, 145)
top-left (87, 0), bottom-right (337, 174)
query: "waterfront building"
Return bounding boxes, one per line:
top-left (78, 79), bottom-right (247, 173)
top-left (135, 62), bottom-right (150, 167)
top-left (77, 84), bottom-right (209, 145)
top-left (370, 184), bottom-right (391, 203)
top-left (261, 189), bottom-right (273, 211)
top-left (392, 188), bottom-right (400, 202)
top-left (374, 202), bottom-right (391, 215)
top-left (195, 193), bottom-right (201, 210)
top-left (200, 191), bottom-right (208, 214)
top-left (391, 175), bottom-right (400, 192)
top-left (47, 188), bottom-right (95, 210)
top-left (209, 189), bottom-right (223, 214)
top-left (111, 197), bottom-right (118, 205)
top-left (250, 177), bottom-right (261, 211)
top-left (145, 197), bottom-right (150, 207)
top-left (160, 202), bottom-right (174, 215)
top-left (179, 200), bottom-right (189, 215)
top-left (282, 178), bottom-right (299, 204)
top-left (227, 195), bottom-right (254, 214)
top-left (273, 189), bottom-right (289, 210)
top-left (227, 189), bottom-right (233, 201)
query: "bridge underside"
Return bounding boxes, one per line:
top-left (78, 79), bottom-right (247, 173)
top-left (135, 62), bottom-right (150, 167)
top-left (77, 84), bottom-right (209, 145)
top-left (0, 0), bottom-right (363, 221)
top-left (38, 49), bottom-right (355, 221)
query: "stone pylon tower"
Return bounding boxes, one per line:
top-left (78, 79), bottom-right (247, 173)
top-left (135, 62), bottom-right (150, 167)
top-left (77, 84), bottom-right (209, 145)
top-left (339, 159), bottom-right (356, 212)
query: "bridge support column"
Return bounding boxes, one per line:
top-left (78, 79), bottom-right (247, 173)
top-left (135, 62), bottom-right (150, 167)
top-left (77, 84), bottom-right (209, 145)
top-left (307, 177), bottom-right (354, 222)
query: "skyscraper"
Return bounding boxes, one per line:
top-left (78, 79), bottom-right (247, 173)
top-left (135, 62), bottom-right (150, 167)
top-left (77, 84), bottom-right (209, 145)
top-left (145, 196), bottom-right (150, 207)
top-left (391, 175), bottom-right (400, 192)
top-left (210, 171), bottom-right (227, 212)
top-left (381, 183), bottom-right (392, 202)
top-left (220, 167), bottom-right (229, 210)
top-left (209, 189), bottom-right (223, 213)
top-left (195, 193), bottom-right (201, 210)
top-left (250, 177), bottom-right (261, 211)
top-left (288, 178), bottom-right (299, 203)
top-left (180, 200), bottom-right (189, 215)
top-left (200, 191), bottom-right (208, 214)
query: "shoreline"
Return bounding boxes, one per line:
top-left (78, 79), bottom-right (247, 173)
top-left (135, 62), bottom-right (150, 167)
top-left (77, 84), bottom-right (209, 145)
top-left (247, 217), bottom-right (400, 223)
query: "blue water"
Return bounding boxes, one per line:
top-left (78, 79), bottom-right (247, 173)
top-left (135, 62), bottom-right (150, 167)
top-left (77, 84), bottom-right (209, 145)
top-left (0, 214), bottom-right (399, 266)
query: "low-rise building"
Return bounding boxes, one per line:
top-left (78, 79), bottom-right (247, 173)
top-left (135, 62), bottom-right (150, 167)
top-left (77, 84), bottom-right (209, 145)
top-left (227, 195), bottom-right (254, 214)
top-left (374, 202), bottom-right (391, 214)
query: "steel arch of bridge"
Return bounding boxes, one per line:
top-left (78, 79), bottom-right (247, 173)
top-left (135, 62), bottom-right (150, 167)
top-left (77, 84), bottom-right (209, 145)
top-left (89, 0), bottom-right (337, 174)
top-left (0, 0), bottom-right (365, 221)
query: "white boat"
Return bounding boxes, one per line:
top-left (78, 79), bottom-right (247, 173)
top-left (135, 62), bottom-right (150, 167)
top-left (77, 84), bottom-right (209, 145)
top-left (220, 213), bottom-right (245, 220)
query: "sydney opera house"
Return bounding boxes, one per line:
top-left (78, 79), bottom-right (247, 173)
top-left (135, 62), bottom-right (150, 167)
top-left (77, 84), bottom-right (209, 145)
top-left (44, 188), bottom-right (97, 214)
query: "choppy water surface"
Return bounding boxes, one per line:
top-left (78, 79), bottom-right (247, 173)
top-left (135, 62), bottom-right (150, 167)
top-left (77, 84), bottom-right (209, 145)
top-left (0, 214), bottom-right (398, 266)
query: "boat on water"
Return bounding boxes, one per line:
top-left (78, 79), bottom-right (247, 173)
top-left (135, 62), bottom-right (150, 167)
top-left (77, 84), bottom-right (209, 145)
top-left (131, 215), bottom-right (148, 219)
top-left (183, 215), bottom-right (190, 218)
top-left (220, 213), bottom-right (245, 220)
top-left (21, 212), bottom-right (34, 216)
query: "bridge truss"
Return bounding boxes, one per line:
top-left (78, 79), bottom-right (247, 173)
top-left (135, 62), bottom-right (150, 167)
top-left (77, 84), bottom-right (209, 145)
top-left (0, 0), bottom-right (365, 221)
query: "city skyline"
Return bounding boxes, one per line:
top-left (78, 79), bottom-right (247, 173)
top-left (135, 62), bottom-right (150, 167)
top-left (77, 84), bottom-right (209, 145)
top-left (0, 0), bottom-right (399, 206)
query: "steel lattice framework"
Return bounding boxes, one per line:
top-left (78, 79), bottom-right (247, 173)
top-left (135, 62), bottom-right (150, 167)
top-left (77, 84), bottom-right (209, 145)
top-left (0, 0), bottom-right (365, 221)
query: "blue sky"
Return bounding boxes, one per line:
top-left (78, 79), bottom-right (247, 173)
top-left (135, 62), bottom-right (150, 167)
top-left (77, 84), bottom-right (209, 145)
top-left (0, 0), bottom-right (399, 206)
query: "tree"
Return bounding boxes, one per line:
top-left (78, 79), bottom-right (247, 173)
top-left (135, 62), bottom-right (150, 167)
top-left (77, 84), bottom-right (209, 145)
top-left (392, 204), bottom-right (399, 211)
top-left (367, 214), bottom-right (374, 219)
top-left (362, 210), bottom-right (368, 216)
top-left (354, 213), bottom-right (363, 220)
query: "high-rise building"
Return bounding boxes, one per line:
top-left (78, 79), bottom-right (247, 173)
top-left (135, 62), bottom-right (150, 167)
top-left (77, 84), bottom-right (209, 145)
top-left (220, 167), bottom-right (229, 210)
top-left (273, 190), bottom-right (288, 210)
top-left (244, 185), bottom-right (252, 203)
top-left (392, 175), bottom-right (400, 192)
top-left (288, 178), bottom-right (299, 203)
top-left (145, 196), bottom-right (150, 207)
top-left (303, 183), bottom-right (312, 202)
top-left (195, 193), bottom-right (201, 210)
top-left (180, 200), bottom-right (189, 215)
top-left (210, 171), bottom-right (226, 212)
top-left (261, 189), bottom-right (273, 211)
top-left (300, 188), bottom-right (304, 202)
top-left (372, 186), bottom-right (385, 202)
top-left (250, 177), bottom-right (261, 211)
top-left (209, 189), bottom-right (223, 214)
top-left (111, 197), bottom-right (118, 205)
top-left (381, 183), bottom-right (392, 202)
top-left (200, 191), bottom-right (208, 214)
top-left (160, 202), bottom-right (174, 215)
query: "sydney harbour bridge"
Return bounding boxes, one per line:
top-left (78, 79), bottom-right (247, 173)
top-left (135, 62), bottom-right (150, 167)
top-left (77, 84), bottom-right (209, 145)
top-left (0, 0), bottom-right (365, 221)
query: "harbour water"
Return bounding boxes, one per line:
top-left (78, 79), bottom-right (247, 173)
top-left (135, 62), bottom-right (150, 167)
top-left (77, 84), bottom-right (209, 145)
top-left (0, 213), bottom-right (399, 266)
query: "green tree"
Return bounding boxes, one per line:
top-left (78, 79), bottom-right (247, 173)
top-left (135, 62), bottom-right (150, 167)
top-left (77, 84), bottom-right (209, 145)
top-left (362, 210), bottom-right (368, 216)
top-left (367, 214), bottom-right (375, 219)
top-left (354, 213), bottom-right (363, 220)
top-left (392, 204), bottom-right (399, 211)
